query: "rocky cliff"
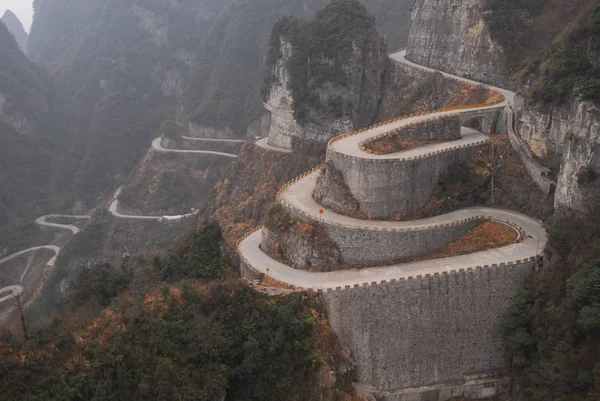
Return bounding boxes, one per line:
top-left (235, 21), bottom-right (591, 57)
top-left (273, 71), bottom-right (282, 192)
top-left (407, 0), bottom-right (600, 217)
top-left (1, 10), bottom-right (28, 54)
top-left (263, 0), bottom-right (388, 149)
top-left (407, 0), bottom-right (507, 87)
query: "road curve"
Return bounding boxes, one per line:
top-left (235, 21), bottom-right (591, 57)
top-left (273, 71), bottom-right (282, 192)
top-left (240, 215), bottom-right (544, 290)
top-left (0, 215), bottom-right (89, 306)
top-left (329, 50), bottom-right (514, 160)
top-left (108, 187), bottom-right (199, 221)
top-left (238, 50), bottom-right (544, 289)
top-left (152, 137), bottom-right (238, 158)
top-left (255, 137), bottom-right (292, 153)
top-left (0, 285), bottom-right (23, 304)
top-left (391, 50), bottom-right (515, 104)
top-left (35, 214), bottom-right (92, 234)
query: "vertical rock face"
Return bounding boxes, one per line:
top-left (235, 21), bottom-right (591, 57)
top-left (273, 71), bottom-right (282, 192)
top-left (516, 102), bottom-right (570, 161)
top-left (1, 10), bottom-right (28, 54)
top-left (553, 101), bottom-right (600, 214)
top-left (407, 0), bottom-right (507, 87)
top-left (263, 0), bottom-right (388, 149)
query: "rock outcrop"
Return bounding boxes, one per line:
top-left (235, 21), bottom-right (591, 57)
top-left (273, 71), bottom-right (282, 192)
top-left (263, 0), bottom-right (388, 149)
top-left (553, 101), bottom-right (600, 214)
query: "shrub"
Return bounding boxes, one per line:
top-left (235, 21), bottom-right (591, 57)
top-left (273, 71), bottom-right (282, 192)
top-left (578, 166), bottom-right (598, 186)
top-left (153, 222), bottom-right (224, 280)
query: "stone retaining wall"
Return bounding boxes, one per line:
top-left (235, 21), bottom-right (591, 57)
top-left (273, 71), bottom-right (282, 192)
top-left (320, 260), bottom-right (536, 391)
top-left (279, 200), bottom-right (489, 265)
top-left (377, 376), bottom-right (512, 401)
top-left (326, 139), bottom-right (486, 219)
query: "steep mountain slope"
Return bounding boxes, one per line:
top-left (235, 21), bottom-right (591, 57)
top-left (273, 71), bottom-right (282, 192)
top-left (0, 20), bottom-right (55, 250)
top-left (28, 0), bottom-right (226, 210)
top-left (1, 10), bottom-right (28, 53)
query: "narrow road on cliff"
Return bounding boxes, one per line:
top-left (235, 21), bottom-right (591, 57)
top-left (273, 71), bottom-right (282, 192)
top-left (108, 186), bottom-right (199, 221)
top-left (238, 49), bottom-right (546, 290)
top-left (152, 137), bottom-right (239, 158)
top-left (180, 136), bottom-right (245, 143)
top-left (255, 137), bottom-right (292, 153)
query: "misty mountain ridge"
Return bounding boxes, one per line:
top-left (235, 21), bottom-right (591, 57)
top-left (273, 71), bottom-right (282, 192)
top-left (1, 10), bottom-right (28, 54)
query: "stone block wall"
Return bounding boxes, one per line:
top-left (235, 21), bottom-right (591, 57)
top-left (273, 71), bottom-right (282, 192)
top-left (379, 377), bottom-right (512, 401)
top-left (320, 260), bottom-right (536, 391)
top-left (324, 217), bottom-right (482, 265)
top-left (280, 199), bottom-right (492, 266)
top-left (326, 140), bottom-right (486, 219)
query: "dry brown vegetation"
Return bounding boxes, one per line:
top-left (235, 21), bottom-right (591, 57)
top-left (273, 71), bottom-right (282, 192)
top-left (366, 137), bottom-right (445, 154)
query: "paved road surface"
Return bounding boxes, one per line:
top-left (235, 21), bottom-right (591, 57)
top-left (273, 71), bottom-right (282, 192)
top-left (0, 285), bottom-right (23, 304)
top-left (152, 137), bottom-right (238, 158)
top-left (255, 137), bottom-right (292, 153)
top-left (240, 219), bottom-right (544, 290)
top-left (108, 187), bottom-right (198, 221)
top-left (180, 136), bottom-right (245, 143)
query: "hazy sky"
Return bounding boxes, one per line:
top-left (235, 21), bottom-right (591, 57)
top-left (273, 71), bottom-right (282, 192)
top-left (0, 0), bottom-right (34, 33)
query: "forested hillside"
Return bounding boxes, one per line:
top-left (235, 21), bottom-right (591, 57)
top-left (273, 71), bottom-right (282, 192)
top-left (0, 223), bottom-right (357, 401)
top-left (0, 20), bottom-right (56, 249)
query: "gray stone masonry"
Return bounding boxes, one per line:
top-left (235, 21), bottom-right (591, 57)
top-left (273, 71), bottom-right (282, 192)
top-left (327, 140), bottom-right (483, 219)
top-left (281, 203), bottom-right (486, 265)
top-left (320, 261), bottom-right (535, 392)
top-left (377, 376), bottom-right (512, 401)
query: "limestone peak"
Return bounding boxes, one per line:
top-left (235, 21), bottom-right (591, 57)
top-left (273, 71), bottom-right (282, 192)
top-left (1, 9), bottom-right (28, 54)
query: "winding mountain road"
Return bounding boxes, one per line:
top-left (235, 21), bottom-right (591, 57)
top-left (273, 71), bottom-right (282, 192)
top-left (0, 215), bottom-right (90, 305)
top-left (152, 137), bottom-right (238, 158)
top-left (238, 49), bottom-right (545, 290)
top-left (108, 187), bottom-right (198, 221)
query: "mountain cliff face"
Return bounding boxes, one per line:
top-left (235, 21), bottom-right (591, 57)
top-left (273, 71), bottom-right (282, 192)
top-left (407, 0), bottom-right (600, 216)
top-left (263, 0), bottom-right (388, 147)
top-left (407, 0), bottom-right (507, 87)
top-left (1, 10), bottom-right (28, 54)
top-left (0, 20), bottom-right (55, 247)
top-left (28, 0), bottom-right (225, 210)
